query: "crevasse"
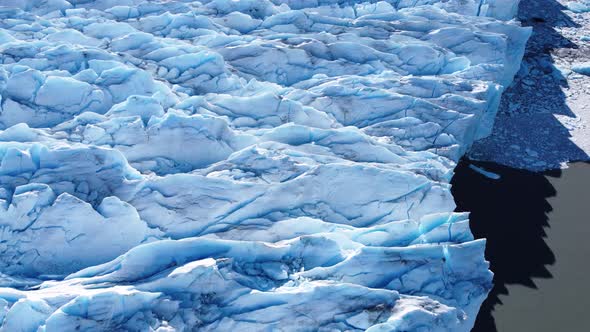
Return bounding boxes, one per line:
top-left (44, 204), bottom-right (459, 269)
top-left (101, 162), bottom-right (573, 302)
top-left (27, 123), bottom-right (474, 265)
top-left (0, 1), bottom-right (528, 331)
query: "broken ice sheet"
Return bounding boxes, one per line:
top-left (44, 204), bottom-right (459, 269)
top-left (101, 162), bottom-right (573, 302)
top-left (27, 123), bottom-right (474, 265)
top-left (0, 0), bottom-right (529, 331)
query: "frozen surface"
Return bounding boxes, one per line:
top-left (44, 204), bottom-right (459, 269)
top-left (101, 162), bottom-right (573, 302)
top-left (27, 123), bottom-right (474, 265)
top-left (567, 0), bottom-right (590, 13)
top-left (469, 0), bottom-right (590, 171)
top-left (0, 0), bottom-right (529, 331)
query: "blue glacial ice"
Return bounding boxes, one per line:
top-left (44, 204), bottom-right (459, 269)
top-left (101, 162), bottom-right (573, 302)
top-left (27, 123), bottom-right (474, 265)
top-left (567, 0), bottom-right (590, 13)
top-left (0, 0), bottom-right (530, 331)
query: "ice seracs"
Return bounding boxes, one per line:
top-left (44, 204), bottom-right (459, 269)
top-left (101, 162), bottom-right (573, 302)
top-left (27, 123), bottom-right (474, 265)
top-left (0, 0), bottom-right (529, 331)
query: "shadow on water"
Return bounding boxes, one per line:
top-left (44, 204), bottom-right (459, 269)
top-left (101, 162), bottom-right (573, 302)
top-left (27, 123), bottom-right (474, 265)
top-left (452, 0), bottom-right (590, 329)
top-left (451, 159), bottom-right (559, 331)
top-left (469, 0), bottom-right (589, 168)
top-left (515, 0), bottom-right (578, 118)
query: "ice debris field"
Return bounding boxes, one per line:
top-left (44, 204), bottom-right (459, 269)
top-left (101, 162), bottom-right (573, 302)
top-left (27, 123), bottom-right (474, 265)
top-left (0, 0), bottom-right (530, 331)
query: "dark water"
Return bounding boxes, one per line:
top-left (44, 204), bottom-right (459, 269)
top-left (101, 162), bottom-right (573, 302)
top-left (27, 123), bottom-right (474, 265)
top-left (451, 159), bottom-right (590, 332)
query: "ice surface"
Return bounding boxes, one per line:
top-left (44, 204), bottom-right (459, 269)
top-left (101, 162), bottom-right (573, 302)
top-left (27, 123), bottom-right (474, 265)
top-left (0, 0), bottom-right (530, 331)
top-left (572, 62), bottom-right (590, 75)
top-left (567, 1), bottom-right (590, 13)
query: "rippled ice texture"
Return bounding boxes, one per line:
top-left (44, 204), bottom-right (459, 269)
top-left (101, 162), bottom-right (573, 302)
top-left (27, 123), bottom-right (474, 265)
top-left (0, 1), bottom-right (529, 331)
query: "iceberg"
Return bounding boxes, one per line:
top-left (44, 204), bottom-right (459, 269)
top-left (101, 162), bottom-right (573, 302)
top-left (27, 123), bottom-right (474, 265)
top-left (0, 0), bottom-right (530, 331)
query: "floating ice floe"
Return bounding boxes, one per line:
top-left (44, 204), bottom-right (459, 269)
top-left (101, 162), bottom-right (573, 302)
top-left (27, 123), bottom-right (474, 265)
top-left (572, 62), bottom-right (590, 76)
top-left (0, 0), bottom-right (529, 331)
top-left (567, 0), bottom-right (590, 13)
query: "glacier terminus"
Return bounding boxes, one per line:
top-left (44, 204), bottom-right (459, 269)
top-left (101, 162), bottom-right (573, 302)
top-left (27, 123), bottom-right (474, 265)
top-left (0, 0), bottom-right (531, 331)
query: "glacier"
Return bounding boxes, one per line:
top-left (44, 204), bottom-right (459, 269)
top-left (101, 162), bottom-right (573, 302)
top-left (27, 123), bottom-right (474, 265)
top-left (0, 0), bottom-right (530, 331)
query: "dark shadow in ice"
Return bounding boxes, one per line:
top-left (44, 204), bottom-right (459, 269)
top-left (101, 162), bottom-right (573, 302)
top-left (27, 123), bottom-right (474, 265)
top-left (469, 0), bottom-right (589, 170)
top-left (451, 159), bottom-right (558, 332)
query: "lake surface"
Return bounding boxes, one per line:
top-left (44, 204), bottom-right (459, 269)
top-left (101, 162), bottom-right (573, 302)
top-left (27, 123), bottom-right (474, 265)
top-left (451, 160), bottom-right (590, 332)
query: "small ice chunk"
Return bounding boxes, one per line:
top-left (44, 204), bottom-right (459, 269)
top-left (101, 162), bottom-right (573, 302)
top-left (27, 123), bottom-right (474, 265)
top-left (469, 164), bottom-right (501, 180)
top-left (572, 62), bottom-right (590, 76)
